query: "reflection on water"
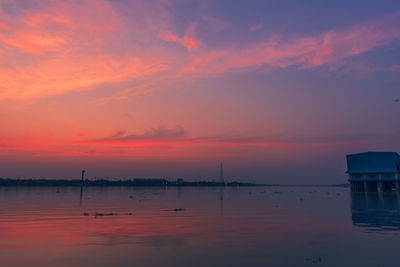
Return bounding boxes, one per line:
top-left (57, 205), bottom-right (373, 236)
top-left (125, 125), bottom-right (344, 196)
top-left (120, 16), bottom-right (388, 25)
top-left (351, 192), bottom-right (400, 232)
top-left (79, 186), bottom-right (83, 206)
top-left (1, 186), bottom-right (400, 266)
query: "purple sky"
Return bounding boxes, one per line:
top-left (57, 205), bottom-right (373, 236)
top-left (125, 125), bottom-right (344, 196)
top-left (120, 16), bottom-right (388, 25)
top-left (0, 0), bottom-right (400, 183)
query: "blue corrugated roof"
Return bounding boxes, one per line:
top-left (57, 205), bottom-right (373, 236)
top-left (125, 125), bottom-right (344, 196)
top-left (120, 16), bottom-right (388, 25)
top-left (346, 152), bottom-right (400, 174)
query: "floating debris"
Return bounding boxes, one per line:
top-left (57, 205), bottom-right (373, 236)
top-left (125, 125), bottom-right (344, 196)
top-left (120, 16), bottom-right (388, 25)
top-left (274, 191), bottom-right (282, 194)
top-left (83, 212), bottom-right (89, 216)
top-left (91, 212), bottom-right (133, 218)
top-left (95, 212), bottom-right (115, 217)
top-left (129, 195), bottom-right (134, 199)
top-left (164, 208), bottom-right (185, 212)
top-left (305, 256), bottom-right (322, 264)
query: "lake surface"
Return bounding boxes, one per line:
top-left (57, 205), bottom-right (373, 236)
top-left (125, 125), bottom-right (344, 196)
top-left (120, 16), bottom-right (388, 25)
top-left (0, 186), bottom-right (399, 266)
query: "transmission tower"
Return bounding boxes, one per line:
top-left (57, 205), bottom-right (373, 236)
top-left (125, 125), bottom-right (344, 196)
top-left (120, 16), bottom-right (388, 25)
top-left (219, 162), bottom-right (224, 183)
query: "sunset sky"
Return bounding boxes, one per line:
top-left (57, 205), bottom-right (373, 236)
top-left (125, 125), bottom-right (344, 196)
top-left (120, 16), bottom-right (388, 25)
top-left (1, 0), bottom-right (400, 183)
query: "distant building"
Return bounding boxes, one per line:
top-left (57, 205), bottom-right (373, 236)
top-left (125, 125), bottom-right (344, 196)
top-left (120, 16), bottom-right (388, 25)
top-left (347, 151), bottom-right (400, 192)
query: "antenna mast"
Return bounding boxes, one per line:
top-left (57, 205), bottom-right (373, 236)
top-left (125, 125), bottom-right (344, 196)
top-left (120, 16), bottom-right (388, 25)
top-left (219, 162), bottom-right (224, 183)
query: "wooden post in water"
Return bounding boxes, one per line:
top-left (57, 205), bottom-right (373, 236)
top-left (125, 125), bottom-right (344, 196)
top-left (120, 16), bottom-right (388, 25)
top-left (80, 170), bottom-right (85, 206)
top-left (81, 170), bottom-right (86, 186)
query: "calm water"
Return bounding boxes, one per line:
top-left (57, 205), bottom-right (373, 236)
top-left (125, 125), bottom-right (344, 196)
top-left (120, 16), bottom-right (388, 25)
top-left (0, 186), bottom-right (399, 266)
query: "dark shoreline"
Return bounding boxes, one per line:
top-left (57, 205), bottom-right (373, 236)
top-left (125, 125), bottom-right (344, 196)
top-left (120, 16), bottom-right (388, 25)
top-left (0, 178), bottom-right (253, 187)
top-left (0, 178), bottom-right (349, 187)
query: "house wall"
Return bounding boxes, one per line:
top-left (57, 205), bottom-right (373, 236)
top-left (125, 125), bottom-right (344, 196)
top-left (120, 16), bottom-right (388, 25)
top-left (349, 172), bottom-right (399, 192)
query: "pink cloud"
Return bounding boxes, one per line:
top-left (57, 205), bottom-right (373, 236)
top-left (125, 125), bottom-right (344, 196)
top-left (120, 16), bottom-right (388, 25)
top-left (0, 125), bottom-right (360, 160)
top-left (0, 1), bottom-right (122, 54)
top-left (387, 65), bottom-right (400, 72)
top-left (0, 1), bottom-right (399, 104)
top-left (160, 22), bottom-right (201, 51)
top-left (183, 12), bottom-right (400, 75)
top-left (160, 32), bottom-right (201, 51)
top-left (249, 23), bottom-right (263, 32)
top-left (0, 0), bottom-right (169, 100)
top-left (0, 21), bottom-right (10, 31)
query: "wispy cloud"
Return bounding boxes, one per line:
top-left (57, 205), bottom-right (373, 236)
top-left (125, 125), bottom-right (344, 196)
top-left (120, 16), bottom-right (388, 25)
top-left (183, 12), bottom-right (400, 75)
top-left (160, 23), bottom-right (201, 51)
top-left (0, 0), bottom-right (168, 100)
top-left (0, 2), bottom-right (399, 103)
top-left (93, 126), bottom-right (186, 142)
top-left (160, 32), bottom-right (201, 51)
top-left (0, 125), bottom-right (397, 162)
top-left (249, 23), bottom-right (263, 32)
top-left (82, 126), bottom-right (379, 148)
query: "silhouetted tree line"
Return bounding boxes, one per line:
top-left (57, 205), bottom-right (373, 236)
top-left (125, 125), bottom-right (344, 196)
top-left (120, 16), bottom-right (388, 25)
top-left (0, 178), bottom-right (254, 187)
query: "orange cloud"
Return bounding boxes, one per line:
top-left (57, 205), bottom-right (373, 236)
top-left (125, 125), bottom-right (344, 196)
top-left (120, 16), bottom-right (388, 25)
top-left (0, 0), bottom-right (169, 100)
top-left (4, 12), bottom-right (72, 54)
top-left (0, 21), bottom-right (10, 31)
top-left (0, 2), bottom-right (398, 104)
top-left (0, 54), bottom-right (167, 99)
top-left (160, 32), bottom-right (201, 51)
